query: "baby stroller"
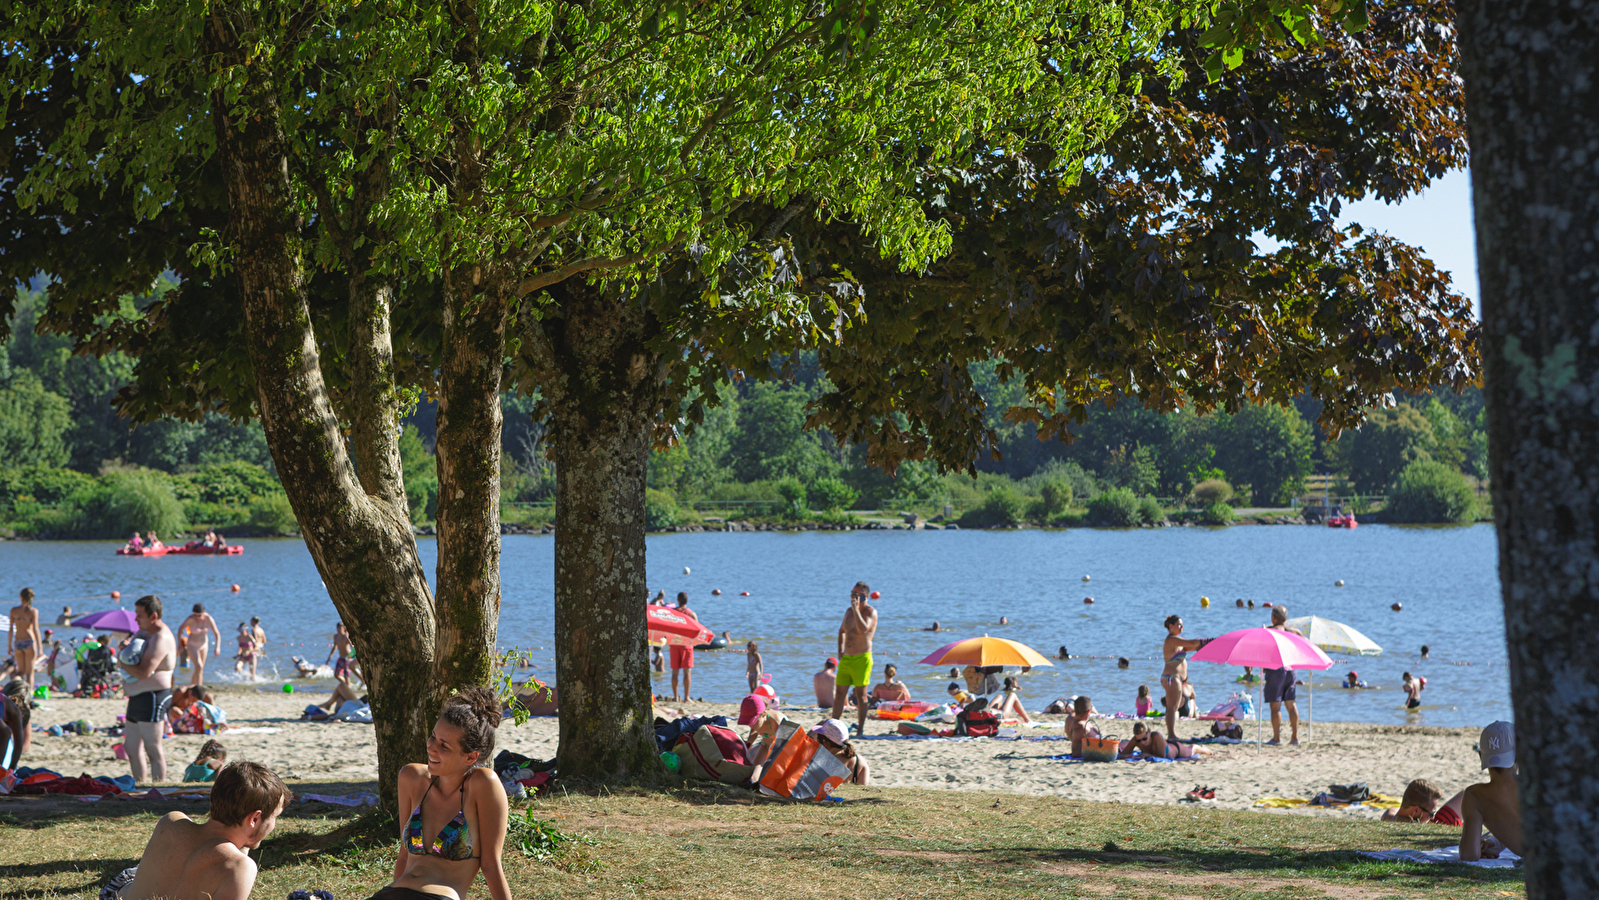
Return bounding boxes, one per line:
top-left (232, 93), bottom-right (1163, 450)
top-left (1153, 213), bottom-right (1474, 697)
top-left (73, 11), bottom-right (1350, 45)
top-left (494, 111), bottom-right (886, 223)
top-left (76, 644), bottom-right (122, 698)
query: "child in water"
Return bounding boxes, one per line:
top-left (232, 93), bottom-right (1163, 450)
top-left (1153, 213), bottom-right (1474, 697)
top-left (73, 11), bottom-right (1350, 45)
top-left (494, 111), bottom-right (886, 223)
top-left (1135, 684), bottom-right (1153, 718)
top-left (1402, 672), bottom-right (1425, 709)
top-left (745, 641), bottom-right (763, 693)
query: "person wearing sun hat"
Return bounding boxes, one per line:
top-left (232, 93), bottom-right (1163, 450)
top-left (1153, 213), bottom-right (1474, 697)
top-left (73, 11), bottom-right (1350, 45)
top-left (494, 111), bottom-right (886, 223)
top-left (811, 718), bottom-right (869, 785)
top-left (1459, 721), bottom-right (1522, 862)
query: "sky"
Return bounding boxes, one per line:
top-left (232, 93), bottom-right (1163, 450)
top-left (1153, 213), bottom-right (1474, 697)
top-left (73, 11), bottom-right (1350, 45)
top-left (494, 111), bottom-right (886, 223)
top-left (1338, 167), bottom-right (1479, 312)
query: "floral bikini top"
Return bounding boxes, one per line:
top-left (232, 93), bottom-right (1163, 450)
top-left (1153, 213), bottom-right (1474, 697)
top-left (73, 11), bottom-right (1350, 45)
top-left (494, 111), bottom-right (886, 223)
top-left (406, 777), bottom-right (476, 860)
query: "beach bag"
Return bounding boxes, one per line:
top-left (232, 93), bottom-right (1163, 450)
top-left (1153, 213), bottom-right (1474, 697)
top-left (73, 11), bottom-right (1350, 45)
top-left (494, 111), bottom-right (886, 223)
top-left (758, 721), bottom-right (850, 800)
top-left (1210, 721), bottom-right (1244, 740)
top-left (955, 707), bottom-right (1000, 738)
top-left (1081, 734), bottom-right (1120, 762)
top-left (674, 724), bottom-right (755, 784)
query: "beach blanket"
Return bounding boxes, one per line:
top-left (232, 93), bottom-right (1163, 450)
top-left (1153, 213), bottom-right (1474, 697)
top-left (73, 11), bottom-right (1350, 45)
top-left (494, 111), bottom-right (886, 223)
top-left (1050, 754), bottom-right (1195, 764)
top-left (1254, 793), bottom-right (1401, 809)
top-left (220, 727), bottom-right (280, 735)
top-left (1361, 846), bottom-right (1520, 868)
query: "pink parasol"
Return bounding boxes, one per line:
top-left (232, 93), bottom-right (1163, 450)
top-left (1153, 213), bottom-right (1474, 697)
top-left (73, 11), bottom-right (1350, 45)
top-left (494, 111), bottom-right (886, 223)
top-left (1190, 627), bottom-right (1332, 749)
top-left (646, 606), bottom-right (714, 648)
top-left (1190, 627), bottom-right (1334, 670)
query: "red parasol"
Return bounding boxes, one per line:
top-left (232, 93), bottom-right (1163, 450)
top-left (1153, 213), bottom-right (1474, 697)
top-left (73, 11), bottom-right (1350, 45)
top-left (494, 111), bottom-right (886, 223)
top-left (647, 606), bottom-right (714, 648)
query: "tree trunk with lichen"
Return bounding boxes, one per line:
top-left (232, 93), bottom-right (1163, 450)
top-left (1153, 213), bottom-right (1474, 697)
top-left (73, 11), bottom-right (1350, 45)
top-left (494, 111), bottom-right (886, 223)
top-left (1458, 2), bottom-right (1599, 896)
top-left (433, 270), bottom-right (506, 693)
top-left (205, 12), bottom-right (441, 816)
top-left (531, 281), bottom-right (661, 781)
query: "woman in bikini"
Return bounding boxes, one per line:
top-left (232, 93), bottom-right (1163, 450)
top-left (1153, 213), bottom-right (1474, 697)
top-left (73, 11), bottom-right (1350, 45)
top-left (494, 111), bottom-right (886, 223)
top-left (989, 676), bottom-right (1034, 723)
top-left (371, 686), bottom-right (510, 900)
top-left (1161, 615), bottom-right (1208, 740)
top-left (1119, 722), bottom-right (1212, 759)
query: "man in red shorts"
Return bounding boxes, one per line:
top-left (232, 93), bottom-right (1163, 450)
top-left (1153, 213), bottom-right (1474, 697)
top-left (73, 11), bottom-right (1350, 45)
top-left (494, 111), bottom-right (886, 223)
top-left (670, 592), bottom-right (698, 701)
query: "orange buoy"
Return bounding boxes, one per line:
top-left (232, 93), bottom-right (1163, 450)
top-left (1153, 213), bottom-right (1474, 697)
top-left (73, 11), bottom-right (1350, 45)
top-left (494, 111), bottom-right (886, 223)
top-left (712, 589), bottom-right (722, 595)
top-left (1391, 602), bottom-right (1403, 612)
top-left (1263, 601), bottom-right (1273, 607)
top-left (1083, 597), bottom-right (1094, 604)
top-left (740, 591), bottom-right (750, 596)
top-left (870, 591), bottom-right (881, 599)
top-left (231, 584), bottom-right (241, 592)
top-left (110, 590), bottom-right (120, 599)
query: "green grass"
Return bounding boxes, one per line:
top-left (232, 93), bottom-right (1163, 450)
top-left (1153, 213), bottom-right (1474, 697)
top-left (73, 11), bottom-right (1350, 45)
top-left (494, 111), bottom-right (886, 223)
top-left (0, 782), bottom-right (1524, 899)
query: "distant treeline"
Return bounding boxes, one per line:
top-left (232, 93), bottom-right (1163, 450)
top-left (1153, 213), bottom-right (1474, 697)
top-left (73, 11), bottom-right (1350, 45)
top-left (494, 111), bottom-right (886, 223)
top-left (4, 285), bottom-right (1485, 536)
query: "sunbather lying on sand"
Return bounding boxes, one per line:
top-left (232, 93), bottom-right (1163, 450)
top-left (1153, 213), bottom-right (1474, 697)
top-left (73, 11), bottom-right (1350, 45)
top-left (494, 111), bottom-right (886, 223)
top-left (1119, 722), bottom-right (1212, 759)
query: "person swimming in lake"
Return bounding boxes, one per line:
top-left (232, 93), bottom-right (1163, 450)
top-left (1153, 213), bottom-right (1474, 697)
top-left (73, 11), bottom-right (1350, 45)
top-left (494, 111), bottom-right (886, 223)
top-left (926, 621), bottom-right (942, 632)
top-left (1344, 670), bottom-right (1368, 689)
top-left (1403, 672), bottom-right (1424, 709)
top-left (998, 616), bottom-right (1009, 625)
top-left (1057, 646), bottom-right (1069, 660)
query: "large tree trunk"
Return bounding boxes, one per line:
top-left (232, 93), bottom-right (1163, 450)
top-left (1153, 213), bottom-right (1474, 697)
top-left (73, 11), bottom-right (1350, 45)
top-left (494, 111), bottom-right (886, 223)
top-left (434, 270), bottom-right (506, 691)
top-left (534, 282), bottom-right (661, 780)
top-left (204, 10), bottom-right (438, 814)
top-left (1458, 2), bottom-right (1599, 896)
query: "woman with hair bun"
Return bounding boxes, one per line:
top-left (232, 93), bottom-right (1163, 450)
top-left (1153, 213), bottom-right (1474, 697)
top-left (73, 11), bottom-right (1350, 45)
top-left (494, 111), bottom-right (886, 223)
top-left (371, 686), bottom-right (511, 900)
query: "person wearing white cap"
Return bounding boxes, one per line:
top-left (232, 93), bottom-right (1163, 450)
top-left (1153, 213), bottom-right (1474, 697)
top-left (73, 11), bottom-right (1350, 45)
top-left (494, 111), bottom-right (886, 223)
top-left (812, 718), bottom-right (869, 785)
top-left (1459, 721), bottom-right (1522, 862)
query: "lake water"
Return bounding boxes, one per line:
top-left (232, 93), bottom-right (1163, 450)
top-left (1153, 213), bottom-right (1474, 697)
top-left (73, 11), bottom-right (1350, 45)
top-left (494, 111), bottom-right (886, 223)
top-left (1, 524), bottom-right (1510, 728)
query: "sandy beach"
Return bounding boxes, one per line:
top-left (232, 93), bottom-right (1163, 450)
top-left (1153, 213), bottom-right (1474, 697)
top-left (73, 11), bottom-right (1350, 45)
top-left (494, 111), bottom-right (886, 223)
top-left (8, 684), bottom-right (1492, 817)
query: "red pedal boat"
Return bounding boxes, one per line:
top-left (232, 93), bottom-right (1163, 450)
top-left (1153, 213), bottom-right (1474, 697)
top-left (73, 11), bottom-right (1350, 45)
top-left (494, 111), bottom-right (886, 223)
top-left (1327, 513), bottom-right (1358, 529)
top-left (117, 542), bottom-right (243, 556)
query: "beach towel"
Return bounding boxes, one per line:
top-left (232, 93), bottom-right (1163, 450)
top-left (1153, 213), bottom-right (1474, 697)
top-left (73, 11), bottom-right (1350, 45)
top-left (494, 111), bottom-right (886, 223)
top-left (1050, 754), bottom-right (1192, 764)
top-left (1361, 846), bottom-right (1520, 868)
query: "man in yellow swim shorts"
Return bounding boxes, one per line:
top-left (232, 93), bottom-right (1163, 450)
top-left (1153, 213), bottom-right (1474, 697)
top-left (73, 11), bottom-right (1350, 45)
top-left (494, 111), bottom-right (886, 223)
top-left (832, 581), bottom-right (878, 736)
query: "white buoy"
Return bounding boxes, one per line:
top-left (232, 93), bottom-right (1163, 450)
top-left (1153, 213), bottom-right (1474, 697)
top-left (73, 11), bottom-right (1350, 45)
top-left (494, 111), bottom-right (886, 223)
top-left (683, 567), bottom-right (691, 575)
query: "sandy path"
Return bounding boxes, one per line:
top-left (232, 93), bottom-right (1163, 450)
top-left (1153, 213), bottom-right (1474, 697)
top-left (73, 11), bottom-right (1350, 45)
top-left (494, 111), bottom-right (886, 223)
top-left (14, 689), bottom-right (1488, 817)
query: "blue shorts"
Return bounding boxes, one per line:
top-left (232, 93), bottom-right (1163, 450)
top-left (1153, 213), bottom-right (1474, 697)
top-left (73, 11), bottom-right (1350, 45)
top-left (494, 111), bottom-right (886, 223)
top-left (1263, 668), bottom-right (1296, 703)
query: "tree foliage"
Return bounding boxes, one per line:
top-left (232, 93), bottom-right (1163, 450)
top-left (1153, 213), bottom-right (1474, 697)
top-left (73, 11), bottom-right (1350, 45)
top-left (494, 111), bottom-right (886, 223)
top-left (1384, 458), bottom-right (1476, 523)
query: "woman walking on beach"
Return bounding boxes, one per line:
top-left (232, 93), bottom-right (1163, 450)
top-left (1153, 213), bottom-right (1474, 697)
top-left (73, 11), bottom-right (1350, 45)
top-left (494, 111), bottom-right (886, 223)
top-left (1161, 615), bottom-right (1207, 740)
top-left (372, 686), bottom-right (511, 900)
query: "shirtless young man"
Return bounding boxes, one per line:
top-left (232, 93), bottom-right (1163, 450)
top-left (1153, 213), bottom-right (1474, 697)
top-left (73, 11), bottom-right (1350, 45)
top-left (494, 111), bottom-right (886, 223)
top-left (101, 761), bottom-right (291, 900)
top-left (1459, 720), bottom-right (1523, 862)
top-left (324, 622), bottom-right (356, 684)
top-left (1067, 695), bottom-right (1099, 756)
top-left (832, 582), bottom-right (878, 735)
top-left (8, 588), bottom-right (42, 690)
top-left (814, 657), bottom-right (838, 707)
top-left (178, 604), bottom-right (223, 687)
top-left (120, 595), bottom-right (178, 783)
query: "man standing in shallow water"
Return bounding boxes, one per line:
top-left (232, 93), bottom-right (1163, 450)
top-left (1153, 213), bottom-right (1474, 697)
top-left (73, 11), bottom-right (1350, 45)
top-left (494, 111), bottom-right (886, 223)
top-left (832, 582), bottom-right (878, 736)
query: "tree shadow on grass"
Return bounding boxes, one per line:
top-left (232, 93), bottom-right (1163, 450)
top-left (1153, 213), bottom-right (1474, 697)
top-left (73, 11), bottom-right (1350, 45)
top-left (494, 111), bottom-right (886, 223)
top-left (908, 844), bottom-right (1525, 889)
top-left (0, 858), bottom-right (136, 900)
